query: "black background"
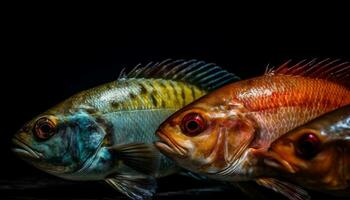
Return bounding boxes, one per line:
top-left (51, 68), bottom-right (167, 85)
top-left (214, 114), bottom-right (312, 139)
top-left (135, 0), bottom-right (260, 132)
top-left (2, 15), bottom-right (349, 200)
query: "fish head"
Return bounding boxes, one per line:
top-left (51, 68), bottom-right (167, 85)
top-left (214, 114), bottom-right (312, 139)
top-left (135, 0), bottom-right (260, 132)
top-left (261, 106), bottom-right (350, 176)
top-left (266, 128), bottom-right (331, 173)
top-left (260, 120), bottom-right (350, 189)
top-left (156, 92), bottom-right (257, 175)
top-left (12, 110), bottom-right (107, 176)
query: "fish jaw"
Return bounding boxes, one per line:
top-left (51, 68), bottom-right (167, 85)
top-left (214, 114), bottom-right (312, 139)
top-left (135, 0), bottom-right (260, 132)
top-left (155, 129), bottom-right (197, 174)
top-left (155, 131), bottom-right (188, 158)
top-left (11, 137), bottom-right (69, 174)
top-left (252, 147), bottom-right (297, 175)
top-left (12, 137), bottom-right (43, 160)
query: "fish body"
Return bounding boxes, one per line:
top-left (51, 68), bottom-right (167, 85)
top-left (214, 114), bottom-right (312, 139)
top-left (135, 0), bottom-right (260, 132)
top-left (12, 59), bottom-right (239, 200)
top-left (156, 59), bottom-right (350, 200)
top-left (258, 105), bottom-right (350, 195)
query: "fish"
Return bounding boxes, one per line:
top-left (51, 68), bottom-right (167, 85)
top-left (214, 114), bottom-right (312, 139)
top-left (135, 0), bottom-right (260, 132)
top-left (11, 59), bottom-right (240, 200)
top-left (256, 105), bottom-right (350, 196)
top-left (155, 59), bottom-right (350, 200)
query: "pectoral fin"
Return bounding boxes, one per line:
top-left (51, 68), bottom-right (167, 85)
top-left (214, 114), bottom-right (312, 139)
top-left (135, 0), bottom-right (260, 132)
top-left (109, 143), bottom-right (160, 175)
top-left (105, 174), bottom-right (157, 200)
top-left (256, 178), bottom-right (310, 200)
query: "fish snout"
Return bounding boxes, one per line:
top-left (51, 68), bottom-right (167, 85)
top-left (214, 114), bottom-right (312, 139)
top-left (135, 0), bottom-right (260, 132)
top-left (155, 131), bottom-right (187, 158)
top-left (12, 137), bottom-right (43, 160)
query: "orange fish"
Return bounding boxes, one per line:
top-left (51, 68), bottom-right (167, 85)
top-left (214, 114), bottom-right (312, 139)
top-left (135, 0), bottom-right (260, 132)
top-left (256, 105), bottom-right (350, 196)
top-left (155, 59), bottom-right (350, 200)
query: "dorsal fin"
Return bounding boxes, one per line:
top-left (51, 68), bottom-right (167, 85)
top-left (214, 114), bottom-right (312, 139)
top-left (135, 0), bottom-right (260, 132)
top-left (120, 59), bottom-right (240, 91)
top-left (266, 59), bottom-right (350, 88)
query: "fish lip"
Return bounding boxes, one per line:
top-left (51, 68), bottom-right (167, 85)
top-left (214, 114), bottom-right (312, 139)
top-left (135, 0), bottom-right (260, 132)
top-left (265, 147), bottom-right (297, 174)
top-left (12, 137), bottom-right (43, 160)
top-left (155, 131), bottom-right (187, 158)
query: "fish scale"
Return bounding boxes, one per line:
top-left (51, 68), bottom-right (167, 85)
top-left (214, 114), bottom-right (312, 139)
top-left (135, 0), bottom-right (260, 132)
top-left (230, 75), bottom-right (350, 147)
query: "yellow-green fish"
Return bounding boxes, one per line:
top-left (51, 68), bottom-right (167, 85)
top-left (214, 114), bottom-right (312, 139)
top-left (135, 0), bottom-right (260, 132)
top-left (11, 59), bottom-right (239, 200)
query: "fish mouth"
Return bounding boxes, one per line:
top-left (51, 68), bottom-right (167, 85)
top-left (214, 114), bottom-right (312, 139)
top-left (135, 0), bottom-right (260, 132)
top-left (155, 131), bottom-right (187, 158)
top-left (264, 149), bottom-right (297, 174)
top-left (12, 137), bottom-right (43, 160)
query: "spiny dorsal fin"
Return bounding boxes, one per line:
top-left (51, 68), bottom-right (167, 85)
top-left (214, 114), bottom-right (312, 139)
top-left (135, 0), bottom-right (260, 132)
top-left (120, 59), bottom-right (240, 91)
top-left (266, 59), bottom-right (350, 88)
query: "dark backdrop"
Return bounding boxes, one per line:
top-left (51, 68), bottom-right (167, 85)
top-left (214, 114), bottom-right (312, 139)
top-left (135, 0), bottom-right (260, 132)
top-left (1, 29), bottom-right (349, 199)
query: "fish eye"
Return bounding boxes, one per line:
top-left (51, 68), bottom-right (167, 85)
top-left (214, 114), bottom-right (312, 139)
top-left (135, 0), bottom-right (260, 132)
top-left (34, 117), bottom-right (57, 140)
top-left (181, 112), bottom-right (206, 136)
top-left (296, 132), bottom-right (320, 160)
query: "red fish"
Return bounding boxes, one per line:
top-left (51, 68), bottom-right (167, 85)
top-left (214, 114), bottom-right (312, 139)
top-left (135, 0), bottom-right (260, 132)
top-left (155, 59), bottom-right (350, 200)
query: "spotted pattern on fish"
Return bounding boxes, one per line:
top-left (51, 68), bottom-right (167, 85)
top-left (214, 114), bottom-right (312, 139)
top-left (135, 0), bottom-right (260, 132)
top-left (48, 78), bottom-right (206, 115)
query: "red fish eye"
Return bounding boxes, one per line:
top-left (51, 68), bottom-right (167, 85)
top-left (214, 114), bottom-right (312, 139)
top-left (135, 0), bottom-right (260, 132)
top-left (181, 113), bottom-right (206, 136)
top-left (34, 117), bottom-right (56, 140)
top-left (296, 133), bottom-right (320, 160)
